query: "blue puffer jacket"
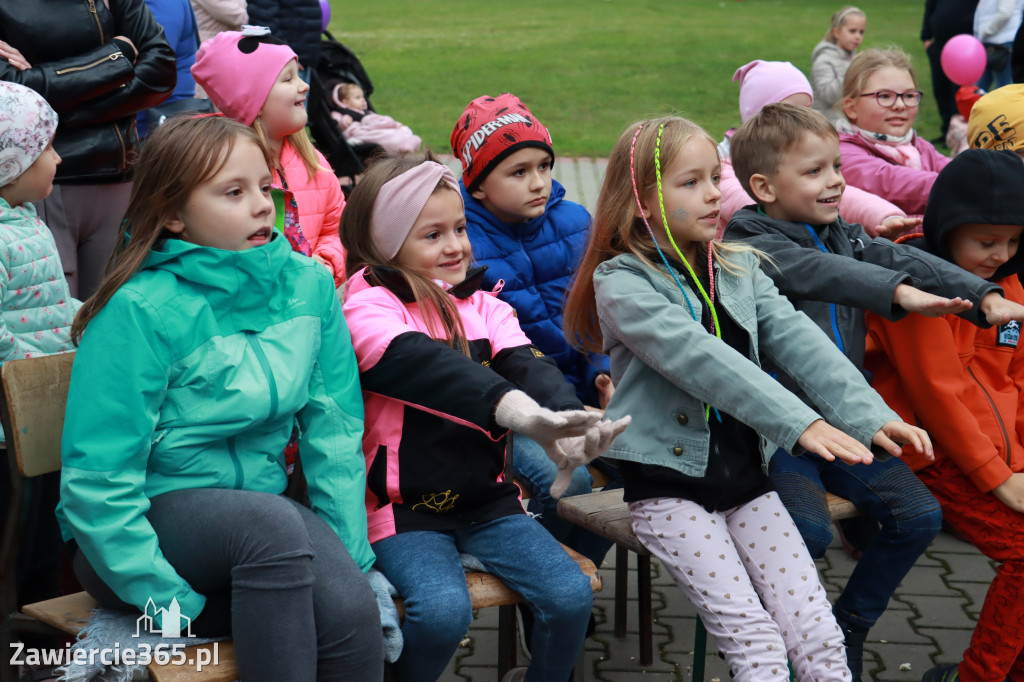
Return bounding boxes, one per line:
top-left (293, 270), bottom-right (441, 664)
top-left (461, 179), bottom-right (609, 406)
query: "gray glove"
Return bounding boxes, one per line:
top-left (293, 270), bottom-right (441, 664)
top-left (494, 390), bottom-right (601, 463)
top-left (549, 415), bottom-right (632, 499)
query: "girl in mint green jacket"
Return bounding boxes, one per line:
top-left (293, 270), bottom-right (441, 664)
top-left (564, 116), bottom-right (933, 681)
top-left (58, 116), bottom-right (382, 681)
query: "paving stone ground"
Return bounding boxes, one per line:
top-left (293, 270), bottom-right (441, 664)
top-left (435, 529), bottom-right (990, 682)
top-left (431, 158), bottom-right (993, 681)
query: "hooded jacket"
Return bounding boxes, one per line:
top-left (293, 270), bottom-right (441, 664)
top-left (461, 179), bottom-right (609, 406)
top-left (865, 149), bottom-right (1024, 491)
top-left (276, 141), bottom-right (347, 286)
top-left (342, 266), bottom-right (583, 544)
top-left (0, 199), bottom-right (80, 363)
top-left (810, 40), bottom-right (855, 124)
top-left (58, 234), bottom-right (370, 627)
top-left (724, 206), bottom-right (1001, 402)
top-left (594, 250), bottom-right (898, 478)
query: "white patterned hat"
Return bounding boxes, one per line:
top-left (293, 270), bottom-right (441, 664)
top-left (0, 81), bottom-right (58, 187)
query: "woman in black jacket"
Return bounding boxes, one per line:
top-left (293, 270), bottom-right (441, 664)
top-left (0, 0), bottom-right (175, 298)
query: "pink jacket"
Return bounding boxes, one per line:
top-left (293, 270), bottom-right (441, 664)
top-left (342, 267), bottom-right (583, 543)
top-left (275, 141), bottom-right (347, 286)
top-left (717, 152), bottom-right (907, 239)
top-left (838, 132), bottom-right (950, 216)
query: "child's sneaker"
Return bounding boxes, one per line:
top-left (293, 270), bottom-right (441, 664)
top-left (920, 664), bottom-right (959, 682)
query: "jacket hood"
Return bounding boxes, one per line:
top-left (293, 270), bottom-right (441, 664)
top-left (461, 177), bottom-right (567, 238)
top-left (812, 40), bottom-right (852, 62)
top-left (921, 148), bottom-right (1024, 279)
top-left (140, 232), bottom-right (298, 329)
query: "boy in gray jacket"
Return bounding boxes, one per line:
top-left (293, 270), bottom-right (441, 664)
top-left (723, 102), bottom-right (1024, 681)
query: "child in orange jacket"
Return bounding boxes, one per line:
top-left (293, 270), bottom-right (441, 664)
top-left (865, 148), bottom-right (1024, 682)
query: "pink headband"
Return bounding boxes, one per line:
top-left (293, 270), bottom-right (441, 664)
top-left (372, 162), bottom-right (462, 259)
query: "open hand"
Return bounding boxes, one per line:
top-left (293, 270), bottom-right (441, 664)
top-left (0, 39), bottom-right (30, 70)
top-left (796, 419), bottom-right (873, 465)
top-left (893, 284), bottom-right (972, 317)
top-left (980, 292), bottom-right (1024, 326)
top-left (993, 473), bottom-right (1024, 514)
top-left (872, 421), bottom-right (933, 460)
top-left (550, 415), bottom-right (631, 498)
top-left (875, 215), bottom-right (921, 240)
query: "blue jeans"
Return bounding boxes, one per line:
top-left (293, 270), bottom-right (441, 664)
top-left (514, 435), bottom-right (617, 567)
top-left (372, 513), bottom-right (593, 682)
top-left (978, 41), bottom-right (1014, 91)
top-left (769, 449), bottom-right (942, 629)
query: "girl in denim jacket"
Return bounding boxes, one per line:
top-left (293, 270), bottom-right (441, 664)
top-left (564, 116), bottom-right (932, 682)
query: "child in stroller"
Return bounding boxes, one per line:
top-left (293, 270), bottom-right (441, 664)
top-left (325, 79), bottom-right (421, 155)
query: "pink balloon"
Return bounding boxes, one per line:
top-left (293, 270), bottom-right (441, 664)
top-left (319, 0), bottom-right (331, 32)
top-left (941, 34), bottom-right (988, 86)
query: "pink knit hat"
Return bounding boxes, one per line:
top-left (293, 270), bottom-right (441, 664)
top-left (191, 28), bottom-right (297, 126)
top-left (733, 60), bottom-right (813, 123)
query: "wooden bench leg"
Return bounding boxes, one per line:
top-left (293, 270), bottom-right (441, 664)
top-left (693, 618), bottom-right (707, 682)
top-left (497, 603), bottom-right (517, 677)
top-left (637, 553), bottom-right (652, 667)
top-left (614, 544), bottom-right (628, 638)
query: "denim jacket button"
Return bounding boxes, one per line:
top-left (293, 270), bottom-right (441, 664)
top-left (676, 414), bottom-right (688, 426)
top-left (672, 446), bottom-right (683, 456)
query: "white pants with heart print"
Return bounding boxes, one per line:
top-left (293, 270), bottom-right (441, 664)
top-left (629, 492), bottom-right (851, 681)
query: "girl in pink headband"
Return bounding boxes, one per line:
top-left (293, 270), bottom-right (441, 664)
top-left (340, 152), bottom-right (629, 682)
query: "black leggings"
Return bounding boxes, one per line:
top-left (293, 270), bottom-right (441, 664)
top-left (73, 488), bottom-right (383, 681)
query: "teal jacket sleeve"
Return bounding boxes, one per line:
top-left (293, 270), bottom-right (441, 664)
top-left (594, 257), bottom-right (822, 453)
top-left (296, 279), bottom-right (373, 572)
top-left (59, 289), bottom-right (206, 625)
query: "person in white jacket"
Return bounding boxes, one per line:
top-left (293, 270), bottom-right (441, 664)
top-left (189, 0), bottom-right (247, 43)
top-left (975, 0), bottom-right (1024, 90)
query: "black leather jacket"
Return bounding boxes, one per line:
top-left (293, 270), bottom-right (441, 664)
top-left (0, 0), bottom-right (176, 182)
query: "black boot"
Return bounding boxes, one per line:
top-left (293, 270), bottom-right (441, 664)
top-left (839, 623), bottom-right (868, 682)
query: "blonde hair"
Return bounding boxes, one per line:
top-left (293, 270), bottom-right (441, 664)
top-left (340, 150), bottom-right (471, 355)
top-left (824, 6), bottom-right (866, 44)
top-left (563, 116), bottom-right (760, 354)
top-left (841, 47), bottom-right (917, 103)
top-left (72, 117), bottom-right (273, 342)
top-left (731, 103), bottom-right (839, 202)
top-left (252, 116), bottom-right (324, 184)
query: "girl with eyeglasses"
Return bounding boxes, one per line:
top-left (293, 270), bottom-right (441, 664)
top-left (838, 48), bottom-right (950, 216)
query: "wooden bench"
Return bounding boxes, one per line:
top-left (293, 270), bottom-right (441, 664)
top-left (0, 353), bottom-right (601, 681)
top-left (557, 487), bottom-right (860, 679)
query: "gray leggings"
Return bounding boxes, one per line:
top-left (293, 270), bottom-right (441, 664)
top-left (73, 488), bottom-right (383, 681)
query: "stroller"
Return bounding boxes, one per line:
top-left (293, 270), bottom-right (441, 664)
top-left (307, 30), bottom-right (383, 183)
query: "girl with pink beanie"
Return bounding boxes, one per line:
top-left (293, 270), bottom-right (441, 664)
top-left (192, 27), bottom-right (348, 285)
top-left (717, 59), bottom-right (921, 241)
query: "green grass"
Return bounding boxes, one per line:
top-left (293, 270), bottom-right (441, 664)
top-left (326, 0), bottom-right (940, 158)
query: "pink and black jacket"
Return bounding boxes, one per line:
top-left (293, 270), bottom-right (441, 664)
top-left (342, 265), bottom-right (583, 544)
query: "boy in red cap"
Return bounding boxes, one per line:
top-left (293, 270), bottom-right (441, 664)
top-left (450, 94), bottom-right (616, 574)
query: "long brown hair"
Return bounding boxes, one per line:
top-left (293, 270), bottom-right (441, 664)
top-left (71, 116), bottom-right (273, 342)
top-left (340, 150), bottom-right (470, 354)
top-left (563, 116), bottom-right (757, 354)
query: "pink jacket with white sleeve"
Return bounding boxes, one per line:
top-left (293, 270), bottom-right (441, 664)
top-left (342, 266), bottom-right (584, 544)
top-left (838, 131), bottom-right (950, 216)
top-left (276, 141), bottom-right (348, 286)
